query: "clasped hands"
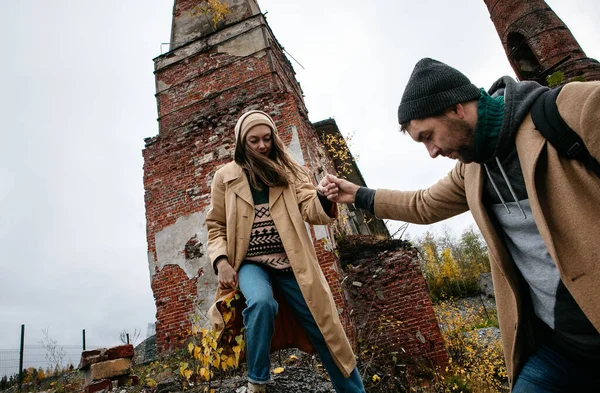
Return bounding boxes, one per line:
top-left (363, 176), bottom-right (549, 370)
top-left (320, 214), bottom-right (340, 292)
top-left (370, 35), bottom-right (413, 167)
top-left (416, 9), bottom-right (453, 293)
top-left (316, 174), bottom-right (360, 204)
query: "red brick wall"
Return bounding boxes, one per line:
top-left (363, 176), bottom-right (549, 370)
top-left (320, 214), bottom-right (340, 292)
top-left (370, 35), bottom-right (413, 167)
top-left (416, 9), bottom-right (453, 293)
top-left (151, 265), bottom-right (200, 352)
top-left (339, 237), bottom-right (448, 368)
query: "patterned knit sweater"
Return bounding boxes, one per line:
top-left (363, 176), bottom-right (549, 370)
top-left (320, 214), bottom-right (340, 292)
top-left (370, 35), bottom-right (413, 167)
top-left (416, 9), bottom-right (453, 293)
top-left (245, 180), bottom-right (291, 270)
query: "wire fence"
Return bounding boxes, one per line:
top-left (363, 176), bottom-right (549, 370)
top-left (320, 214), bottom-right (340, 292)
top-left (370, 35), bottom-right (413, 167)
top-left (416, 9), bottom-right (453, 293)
top-left (0, 344), bottom-right (101, 379)
top-left (1, 324), bottom-right (154, 384)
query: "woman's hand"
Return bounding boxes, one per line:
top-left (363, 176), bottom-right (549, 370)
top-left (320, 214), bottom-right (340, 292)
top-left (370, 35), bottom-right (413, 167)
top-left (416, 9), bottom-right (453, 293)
top-left (317, 174), bottom-right (339, 196)
top-left (319, 174), bottom-right (360, 203)
top-left (217, 259), bottom-right (238, 290)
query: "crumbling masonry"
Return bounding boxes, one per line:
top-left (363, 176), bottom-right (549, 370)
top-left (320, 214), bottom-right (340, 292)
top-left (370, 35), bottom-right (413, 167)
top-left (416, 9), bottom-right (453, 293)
top-left (484, 0), bottom-right (600, 83)
top-left (143, 0), bottom-right (447, 369)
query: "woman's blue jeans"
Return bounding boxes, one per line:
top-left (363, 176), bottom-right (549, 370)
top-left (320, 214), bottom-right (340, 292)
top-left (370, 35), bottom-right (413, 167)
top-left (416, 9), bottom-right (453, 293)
top-left (513, 344), bottom-right (600, 392)
top-left (238, 262), bottom-right (365, 393)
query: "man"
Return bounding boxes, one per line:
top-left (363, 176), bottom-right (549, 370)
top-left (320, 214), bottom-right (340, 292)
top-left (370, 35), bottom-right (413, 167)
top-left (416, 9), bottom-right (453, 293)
top-left (323, 58), bottom-right (600, 392)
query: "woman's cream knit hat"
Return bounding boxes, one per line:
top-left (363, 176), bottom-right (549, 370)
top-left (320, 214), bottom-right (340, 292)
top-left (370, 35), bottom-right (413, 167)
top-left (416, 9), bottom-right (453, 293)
top-left (234, 110), bottom-right (278, 146)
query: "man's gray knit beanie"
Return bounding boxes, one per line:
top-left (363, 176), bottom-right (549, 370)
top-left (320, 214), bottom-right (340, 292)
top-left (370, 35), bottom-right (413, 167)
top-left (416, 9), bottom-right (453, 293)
top-left (397, 58), bottom-right (481, 124)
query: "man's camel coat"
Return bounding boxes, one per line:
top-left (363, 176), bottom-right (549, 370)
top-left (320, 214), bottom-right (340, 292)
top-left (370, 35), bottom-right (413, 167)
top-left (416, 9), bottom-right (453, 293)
top-left (372, 82), bottom-right (600, 387)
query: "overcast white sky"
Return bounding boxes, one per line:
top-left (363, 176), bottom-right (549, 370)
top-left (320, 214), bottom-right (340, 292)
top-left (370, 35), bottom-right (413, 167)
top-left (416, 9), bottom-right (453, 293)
top-left (1, 0), bottom-right (598, 357)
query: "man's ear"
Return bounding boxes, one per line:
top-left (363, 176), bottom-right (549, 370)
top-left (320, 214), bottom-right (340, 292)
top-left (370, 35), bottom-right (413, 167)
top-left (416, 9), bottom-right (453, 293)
top-left (454, 103), bottom-right (466, 119)
top-left (443, 103), bottom-right (464, 119)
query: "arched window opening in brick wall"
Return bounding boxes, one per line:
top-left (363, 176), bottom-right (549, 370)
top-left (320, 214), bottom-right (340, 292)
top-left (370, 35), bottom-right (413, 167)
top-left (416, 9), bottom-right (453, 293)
top-left (507, 32), bottom-right (542, 82)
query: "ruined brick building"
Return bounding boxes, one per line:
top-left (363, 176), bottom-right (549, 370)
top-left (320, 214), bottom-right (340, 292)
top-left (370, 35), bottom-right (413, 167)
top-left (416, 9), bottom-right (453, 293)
top-left (142, 0), bottom-right (599, 372)
top-left (143, 0), bottom-right (446, 368)
top-left (484, 0), bottom-right (600, 83)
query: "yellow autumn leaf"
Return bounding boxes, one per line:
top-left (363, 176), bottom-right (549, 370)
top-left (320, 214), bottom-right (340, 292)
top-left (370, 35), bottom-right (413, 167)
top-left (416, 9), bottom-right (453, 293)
top-left (146, 378), bottom-right (157, 388)
top-left (179, 362), bottom-right (189, 375)
top-left (202, 367), bottom-right (213, 381)
top-left (187, 342), bottom-right (194, 353)
top-left (184, 369), bottom-right (193, 380)
top-left (223, 311), bottom-right (232, 324)
top-left (273, 367), bottom-right (285, 374)
top-left (372, 374), bottom-right (381, 382)
top-left (193, 346), bottom-right (201, 360)
top-left (289, 355), bottom-right (298, 360)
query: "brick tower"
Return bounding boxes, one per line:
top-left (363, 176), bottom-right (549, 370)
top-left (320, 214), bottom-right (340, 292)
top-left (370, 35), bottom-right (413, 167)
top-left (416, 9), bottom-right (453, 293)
top-left (484, 0), bottom-right (600, 83)
top-left (143, 0), bottom-right (358, 353)
top-left (143, 1), bottom-right (447, 369)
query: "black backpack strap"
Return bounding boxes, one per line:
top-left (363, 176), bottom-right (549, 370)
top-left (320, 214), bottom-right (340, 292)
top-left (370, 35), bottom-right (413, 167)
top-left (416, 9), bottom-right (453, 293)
top-left (531, 87), bottom-right (600, 177)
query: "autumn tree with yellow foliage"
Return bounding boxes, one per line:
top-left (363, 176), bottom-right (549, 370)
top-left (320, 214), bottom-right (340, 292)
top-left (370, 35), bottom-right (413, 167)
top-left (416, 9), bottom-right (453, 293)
top-left (416, 227), bottom-right (490, 302)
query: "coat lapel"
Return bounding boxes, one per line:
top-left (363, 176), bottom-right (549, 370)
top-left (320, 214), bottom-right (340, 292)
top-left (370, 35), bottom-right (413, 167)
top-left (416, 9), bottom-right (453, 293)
top-left (465, 164), bottom-right (494, 247)
top-left (465, 164), bottom-right (483, 216)
top-left (515, 118), bottom-right (546, 197)
top-left (269, 185), bottom-right (285, 209)
top-left (222, 164), bottom-right (254, 208)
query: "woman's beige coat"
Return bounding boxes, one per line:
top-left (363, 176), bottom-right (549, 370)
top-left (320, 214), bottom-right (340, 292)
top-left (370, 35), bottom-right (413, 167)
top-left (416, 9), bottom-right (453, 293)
top-left (206, 161), bottom-right (356, 377)
top-left (372, 82), bottom-right (600, 388)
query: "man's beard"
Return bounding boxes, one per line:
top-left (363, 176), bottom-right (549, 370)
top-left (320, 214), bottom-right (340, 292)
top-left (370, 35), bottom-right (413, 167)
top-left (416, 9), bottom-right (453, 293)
top-left (443, 118), bottom-right (477, 163)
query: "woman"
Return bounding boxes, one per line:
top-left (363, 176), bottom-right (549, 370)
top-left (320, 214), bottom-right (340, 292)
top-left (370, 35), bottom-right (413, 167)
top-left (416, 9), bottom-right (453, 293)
top-left (206, 110), bottom-right (365, 393)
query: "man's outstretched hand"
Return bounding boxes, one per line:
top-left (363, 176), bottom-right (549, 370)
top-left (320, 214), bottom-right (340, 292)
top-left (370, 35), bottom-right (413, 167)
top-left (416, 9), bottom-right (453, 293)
top-left (319, 174), bottom-right (360, 204)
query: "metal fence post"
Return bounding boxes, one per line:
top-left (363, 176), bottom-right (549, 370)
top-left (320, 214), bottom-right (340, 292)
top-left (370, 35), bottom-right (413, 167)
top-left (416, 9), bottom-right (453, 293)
top-left (18, 324), bottom-right (24, 392)
top-left (126, 333), bottom-right (130, 345)
top-left (82, 329), bottom-right (86, 351)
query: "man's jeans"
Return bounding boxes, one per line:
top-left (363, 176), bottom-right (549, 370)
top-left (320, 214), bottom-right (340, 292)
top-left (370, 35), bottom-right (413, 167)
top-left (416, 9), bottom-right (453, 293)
top-left (513, 344), bottom-right (600, 392)
top-left (238, 262), bottom-right (365, 393)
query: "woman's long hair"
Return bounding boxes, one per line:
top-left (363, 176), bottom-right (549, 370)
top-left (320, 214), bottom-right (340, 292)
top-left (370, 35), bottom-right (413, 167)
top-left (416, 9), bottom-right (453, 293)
top-left (234, 129), bottom-right (304, 190)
